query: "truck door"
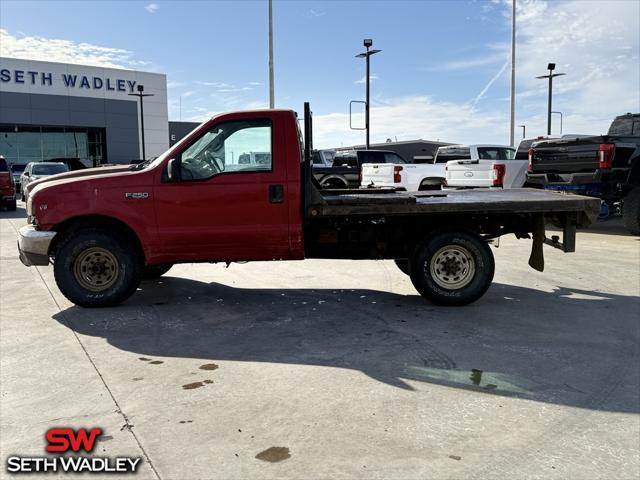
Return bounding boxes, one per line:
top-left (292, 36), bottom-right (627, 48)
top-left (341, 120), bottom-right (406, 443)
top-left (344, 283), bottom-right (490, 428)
top-left (153, 116), bottom-right (291, 261)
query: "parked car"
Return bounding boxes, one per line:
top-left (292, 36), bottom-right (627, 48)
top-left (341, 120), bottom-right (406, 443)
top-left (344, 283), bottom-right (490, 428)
top-left (10, 163), bottom-right (26, 189)
top-left (49, 157), bottom-right (89, 171)
top-left (20, 162), bottom-right (69, 201)
top-left (314, 149), bottom-right (406, 189)
top-left (363, 144), bottom-right (512, 191)
top-left (527, 113), bottom-right (640, 234)
top-left (0, 155), bottom-right (17, 211)
top-left (445, 144), bottom-right (521, 189)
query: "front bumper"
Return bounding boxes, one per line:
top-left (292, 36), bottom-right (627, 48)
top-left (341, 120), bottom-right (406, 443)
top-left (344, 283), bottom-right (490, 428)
top-left (17, 225), bottom-right (56, 266)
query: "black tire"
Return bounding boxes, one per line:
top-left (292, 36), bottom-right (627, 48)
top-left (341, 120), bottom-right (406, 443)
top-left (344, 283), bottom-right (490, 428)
top-left (394, 259), bottom-right (410, 276)
top-left (409, 230), bottom-right (495, 306)
top-left (143, 263), bottom-right (173, 279)
top-left (418, 179), bottom-right (444, 191)
top-left (623, 187), bottom-right (640, 235)
top-left (7, 199), bottom-right (16, 211)
top-left (53, 228), bottom-right (143, 307)
top-left (21, 190), bottom-right (25, 202)
top-left (321, 178), bottom-right (347, 190)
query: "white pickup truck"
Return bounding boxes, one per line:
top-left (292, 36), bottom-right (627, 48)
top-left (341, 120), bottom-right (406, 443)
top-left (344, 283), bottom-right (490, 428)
top-left (360, 147), bottom-right (454, 191)
top-left (443, 140), bottom-right (573, 189)
top-left (444, 144), bottom-right (525, 189)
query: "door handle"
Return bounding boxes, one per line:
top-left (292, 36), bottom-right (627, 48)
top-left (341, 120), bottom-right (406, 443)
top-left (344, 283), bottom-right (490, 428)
top-left (268, 184), bottom-right (284, 203)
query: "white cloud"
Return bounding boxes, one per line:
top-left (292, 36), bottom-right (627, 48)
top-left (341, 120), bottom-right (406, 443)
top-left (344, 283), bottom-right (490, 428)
top-left (145, 3), bottom-right (159, 13)
top-left (355, 74), bottom-right (379, 84)
top-left (315, 0), bottom-right (639, 148)
top-left (0, 29), bottom-right (150, 69)
top-left (313, 95), bottom-right (507, 148)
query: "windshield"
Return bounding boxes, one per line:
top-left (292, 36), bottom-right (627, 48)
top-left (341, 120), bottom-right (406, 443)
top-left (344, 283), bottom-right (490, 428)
top-left (10, 164), bottom-right (26, 173)
top-left (435, 147), bottom-right (471, 163)
top-left (477, 147), bottom-right (516, 160)
top-left (32, 164), bottom-right (68, 175)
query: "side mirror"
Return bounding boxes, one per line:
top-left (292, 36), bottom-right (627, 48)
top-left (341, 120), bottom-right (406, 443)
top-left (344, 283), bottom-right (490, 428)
top-left (24, 172), bottom-right (30, 177)
top-left (167, 158), bottom-right (181, 182)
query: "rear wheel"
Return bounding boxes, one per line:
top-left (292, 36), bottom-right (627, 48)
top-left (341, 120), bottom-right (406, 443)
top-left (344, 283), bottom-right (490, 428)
top-left (53, 228), bottom-right (143, 307)
top-left (418, 179), bottom-right (444, 191)
top-left (409, 231), bottom-right (494, 306)
top-left (143, 263), bottom-right (173, 279)
top-left (321, 178), bottom-right (348, 189)
top-left (7, 199), bottom-right (16, 211)
top-left (623, 187), bottom-right (640, 235)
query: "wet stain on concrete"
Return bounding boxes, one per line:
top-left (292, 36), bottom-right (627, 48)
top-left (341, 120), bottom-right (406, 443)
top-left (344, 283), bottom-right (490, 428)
top-left (139, 357), bottom-right (152, 361)
top-left (179, 420), bottom-right (193, 424)
top-left (203, 379), bottom-right (213, 384)
top-left (199, 363), bottom-right (219, 371)
top-left (470, 369), bottom-right (483, 385)
top-left (255, 447), bottom-right (290, 463)
top-left (149, 360), bottom-right (164, 365)
top-left (132, 377), bottom-right (144, 381)
top-left (183, 382), bottom-right (204, 390)
top-left (449, 455), bottom-right (462, 461)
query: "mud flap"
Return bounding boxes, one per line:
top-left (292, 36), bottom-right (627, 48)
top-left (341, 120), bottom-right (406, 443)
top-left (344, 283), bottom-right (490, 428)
top-left (528, 213), bottom-right (545, 272)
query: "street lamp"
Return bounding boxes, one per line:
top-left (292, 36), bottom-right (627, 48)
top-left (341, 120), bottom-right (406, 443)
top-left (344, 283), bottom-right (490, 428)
top-left (536, 63), bottom-right (565, 136)
top-left (356, 38), bottom-right (381, 149)
top-left (551, 111), bottom-right (563, 135)
top-left (128, 84), bottom-right (154, 160)
top-left (519, 124), bottom-right (526, 139)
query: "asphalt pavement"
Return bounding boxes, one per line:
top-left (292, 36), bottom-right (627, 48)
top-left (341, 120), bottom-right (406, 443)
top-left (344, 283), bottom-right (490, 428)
top-left (1, 202), bottom-right (638, 479)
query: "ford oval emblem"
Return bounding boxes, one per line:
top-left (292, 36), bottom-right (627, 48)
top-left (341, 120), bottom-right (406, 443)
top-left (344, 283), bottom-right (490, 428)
top-left (464, 171), bottom-right (474, 177)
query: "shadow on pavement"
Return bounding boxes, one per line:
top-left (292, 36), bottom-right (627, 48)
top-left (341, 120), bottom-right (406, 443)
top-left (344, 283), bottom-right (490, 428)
top-left (53, 277), bottom-right (639, 413)
top-left (0, 205), bottom-right (26, 219)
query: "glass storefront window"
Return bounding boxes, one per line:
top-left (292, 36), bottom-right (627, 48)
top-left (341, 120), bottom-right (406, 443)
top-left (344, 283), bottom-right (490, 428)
top-left (0, 124), bottom-right (107, 166)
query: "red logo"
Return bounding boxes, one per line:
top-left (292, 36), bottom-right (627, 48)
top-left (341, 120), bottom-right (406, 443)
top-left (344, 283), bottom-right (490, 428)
top-left (46, 428), bottom-right (103, 453)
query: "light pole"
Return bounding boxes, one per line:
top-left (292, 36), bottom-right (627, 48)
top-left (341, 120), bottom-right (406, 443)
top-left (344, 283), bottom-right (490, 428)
top-left (551, 111), bottom-right (563, 135)
top-left (536, 63), bottom-right (565, 135)
top-left (509, 0), bottom-right (516, 147)
top-left (519, 124), bottom-right (526, 139)
top-left (128, 84), bottom-right (154, 160)
top-left (268, 0), bottom-right (275, 108)
top-left (356, 39), bottom-right (381, 149)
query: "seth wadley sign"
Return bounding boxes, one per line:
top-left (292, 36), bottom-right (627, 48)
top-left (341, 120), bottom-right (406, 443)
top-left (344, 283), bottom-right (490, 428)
top-left (0, 68), bottom-right (138, 93)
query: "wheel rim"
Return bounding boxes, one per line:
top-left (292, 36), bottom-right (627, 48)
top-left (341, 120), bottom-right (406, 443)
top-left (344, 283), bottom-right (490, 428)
top-left (73, 247), bottom-right (119, 292)
top-left (429, 245), bottom-right (476, 290)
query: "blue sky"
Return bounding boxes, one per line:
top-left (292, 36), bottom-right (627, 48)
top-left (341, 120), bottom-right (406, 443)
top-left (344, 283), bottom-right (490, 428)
top-left (1, 0), bottom-right (639, 147)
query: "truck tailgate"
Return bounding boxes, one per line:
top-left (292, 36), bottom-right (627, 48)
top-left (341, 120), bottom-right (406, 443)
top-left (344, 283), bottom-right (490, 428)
top-left (361, 163), bottom-right (395, 187)
top-left (446, 160), bottom-right (493, 187)
top-left (532, 143), bottom-right (600, 173)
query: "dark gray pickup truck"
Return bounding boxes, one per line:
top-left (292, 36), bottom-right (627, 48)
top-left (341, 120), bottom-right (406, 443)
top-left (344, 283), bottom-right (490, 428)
top-left (313, 149), bottom-right (406, 189)
top-left (527, 113), bottom-right (640, 234)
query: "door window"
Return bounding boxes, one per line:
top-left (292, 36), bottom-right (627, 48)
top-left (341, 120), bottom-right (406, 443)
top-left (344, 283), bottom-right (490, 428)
top-left (384, 152), bottom-right (406, 164)
top-left (178, 119), bottom-right (272, 181)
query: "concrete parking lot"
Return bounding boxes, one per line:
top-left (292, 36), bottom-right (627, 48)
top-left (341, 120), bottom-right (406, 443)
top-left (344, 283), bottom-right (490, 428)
top-left (1, 202), bottom-right (639, 479)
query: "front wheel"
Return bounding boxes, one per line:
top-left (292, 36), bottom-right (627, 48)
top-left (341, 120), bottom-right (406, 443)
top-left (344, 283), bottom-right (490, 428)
top-left (409, 231), bottom-right (494, 306)
top-left (53, 228), bottom-right (143, 307)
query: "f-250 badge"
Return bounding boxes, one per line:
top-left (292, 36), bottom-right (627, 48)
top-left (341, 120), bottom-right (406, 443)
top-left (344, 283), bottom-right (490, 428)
top-left (125, 192), bottom-right (149, 199)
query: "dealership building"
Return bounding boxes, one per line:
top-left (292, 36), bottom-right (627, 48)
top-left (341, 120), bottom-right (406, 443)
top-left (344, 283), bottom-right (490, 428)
top-left (0, 57), bottom-right (169, 167)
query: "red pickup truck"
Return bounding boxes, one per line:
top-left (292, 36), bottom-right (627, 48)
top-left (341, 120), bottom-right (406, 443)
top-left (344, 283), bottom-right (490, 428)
top-left (18, 104), bottom-right (599, 308)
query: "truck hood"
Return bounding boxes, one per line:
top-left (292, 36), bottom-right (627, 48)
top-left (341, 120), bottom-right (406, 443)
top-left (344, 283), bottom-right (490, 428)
top-left (25, 165), bottom-right (131, 195)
